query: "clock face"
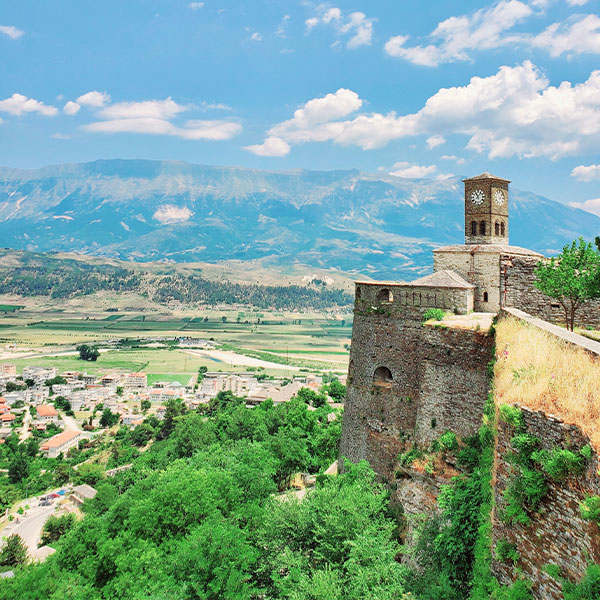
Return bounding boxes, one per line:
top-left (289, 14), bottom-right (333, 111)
top-left (470, 189), bottom-right (485, 206)
top-left (494, 189), bottom-right (505, 206)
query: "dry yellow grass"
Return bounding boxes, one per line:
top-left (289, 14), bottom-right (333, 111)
top-left (495, 316), bottom-right (600, 450)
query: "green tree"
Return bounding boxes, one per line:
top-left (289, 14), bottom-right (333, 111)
top-left (116, 386), bottom-right (124, 396)
top-left (534, 237), bottom-right (600, 330)
top-left (8, 453), bottom-right (29, 484)
top-left (45, 375), bottom-right (67, 387)
top-left (40, 514), bottom-right (76, 546)
top-left (100, 408), bottom-right (119, 428)
top-left (73, 463), bottom-right (105, 487)
top-left (0, 534), bottom-right (28, 567)
top-left (324, 379), bottom-right (346, 402)
top-left (156, 397), bottom-right (187, 440)
top-left (140, 399), bottom-right (151, 413)
top-left (77, 344), bottom-right (100, 361)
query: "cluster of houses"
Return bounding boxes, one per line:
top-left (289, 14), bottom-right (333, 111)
top-left (0, 361), bottom-right (345, 457)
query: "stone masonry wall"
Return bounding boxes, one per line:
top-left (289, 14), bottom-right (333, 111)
top-left (492, 407), bottom-right (600, 599)
top-left (502, 254), bottom-right (600, 328)
top-left (339, 302), bottom-right (494, 482)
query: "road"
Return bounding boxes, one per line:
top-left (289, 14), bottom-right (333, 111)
top-left (60, 411), bottom-right (82, 433)
top-left (183, 349), bottom-right (300, 371)
top-left (8, 505), bottom-right (55, 557)
top-left (19, 409), bottom-right (31, 442)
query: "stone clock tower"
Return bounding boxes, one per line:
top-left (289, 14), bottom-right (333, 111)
top-left (463, 172), bottom-right (509, 245)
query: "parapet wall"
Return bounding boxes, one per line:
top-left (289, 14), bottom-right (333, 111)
top-left (492, 407), bottom-right (600, 599)
top-left (502, 254), bottom-right (600, 329)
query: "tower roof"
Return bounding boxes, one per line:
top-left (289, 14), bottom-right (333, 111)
top-left (409, 269), bottom-right (475, 289)
top-left (462, 172), bottom-right (511, 183)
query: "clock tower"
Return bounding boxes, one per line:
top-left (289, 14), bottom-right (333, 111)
top-left (463, 172), bottom-right (509, 245)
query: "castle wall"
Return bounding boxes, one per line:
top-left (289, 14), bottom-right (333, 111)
top-left (339, 288), bottom-right (494, 481)
top-left (502, 254), bottom-right (600, 328)
top-left (492, 407), bottom-right (600, 599)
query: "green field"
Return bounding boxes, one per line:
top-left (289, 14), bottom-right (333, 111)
top-left (0, 304), bottom-right (24, 312)
top-left (0, 305), bottom-right (353, 377)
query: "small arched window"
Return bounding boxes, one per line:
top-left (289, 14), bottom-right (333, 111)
top-left (479, 221), bottom-right (486, 235)
top-left (501, 222), bottom-right (505, 236)
top-left (373, 366), bottom-right (393, 387)
top-left (495, 222), bottom-right (499, 235)
top-left (471, 221), bottom-right (477, 235)
top-left (483, 291), bottom-right (489, 303)
top-left (377, 288), bottom-right (393, 304)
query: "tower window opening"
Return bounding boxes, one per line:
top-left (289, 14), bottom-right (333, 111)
top-left (483, 291), bottom-right (489, 302)
top-left (377, 288), bottom-right (393, 304)
top-left (373, 366), bottom-right (393, 387)
top-left (471, 221), bottom-right (477, 235)
top-left (479, 221), bottom-right (486, 235)
top-left (501, 222), bottom-right (505, 236)
top-left (495, 222), bottom-right (499, 235)
top-left (355, 286), bottom-right (362, 300)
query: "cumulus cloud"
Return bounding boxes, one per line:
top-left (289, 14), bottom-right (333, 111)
top-left (530, 14), bottom-right (600, 57)
top-left (76, 91), bottom-right (111, 107)
top-left (305, 6), bottom-right (375, 48)
top-left (571, 164), bottom-right (600, 181)
top-left (99, 97), bottom-right (185, 120)
top-left (0, 25), bottom-right (24, 39)
top-left (0, 93), bottom-right (58, 116)
top-left (251, 32), bottom-right (262, 41)
top-left (245, 62), bottom-right (600, 160)
top-left (245, 136), bottom-right (291, 157)
top-left (188, 1), bottom-right (204, 8)
top-left (426, 135), bottom-right (446, 148)
top-left (389, 162), bottom-right (438, 178)
top-left (153, 205), bottom-right (193, 224)
top-left (568, 198), bottom-right (600, 216)
top-left (385, 0), bottom-right (531, 66)
top-left (63, 101), bottom-right (81, 116)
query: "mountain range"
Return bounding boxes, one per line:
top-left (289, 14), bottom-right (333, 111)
top-left (0, 159), bottom-right (598, 281)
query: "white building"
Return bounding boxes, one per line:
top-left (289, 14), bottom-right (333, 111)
top-left (0, 365), bottom-right (16, 377)
top-left (22, 366), bottom-right (57, 385)
top-left (41, 430), bottom-right (83, 458)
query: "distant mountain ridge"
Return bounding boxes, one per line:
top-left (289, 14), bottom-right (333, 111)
top-left (0, 159), bottom-right (598, 280)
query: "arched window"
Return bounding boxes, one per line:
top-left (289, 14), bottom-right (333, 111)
top-left (373, 366), bottom-right (393, 387)
top-left (495, 222), bottom-right (499, 235)
top-left (501, 222), bottom-right (505, 236)
top-left (483, 291), bottom-right (489, 303)
top-left (479, 221), bottom-right (486, 235)
top-left (377, 288), bottom-right (393, 304)
top-left (471, 221), bottom-right (477, 235)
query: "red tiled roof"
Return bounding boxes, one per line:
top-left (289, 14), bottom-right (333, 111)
top-left (37, 405), bottom-right (58, 417)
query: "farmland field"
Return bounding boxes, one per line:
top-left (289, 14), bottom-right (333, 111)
top-left (0, 301), bottom-right (353, 378)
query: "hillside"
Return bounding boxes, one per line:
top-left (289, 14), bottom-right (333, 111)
top-left (1, 160), bottom-right (598, 281)
top-left (0, 249), bottom-right (352, 310)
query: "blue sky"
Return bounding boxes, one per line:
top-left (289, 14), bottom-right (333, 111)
top-left (1, 0), bottom-right (600, 212)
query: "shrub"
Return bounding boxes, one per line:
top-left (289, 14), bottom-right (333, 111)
top-left (398, 448), bottom-right (423, 467)
top-left (532, 448), bottom-right (584, 481)
top-left (580, 496), bottom-right (600, 523)
top-left (496, 539), bottom-right (520, 564)
top-left (438, 431), bottom-right (458, 453)
top-left (423, 308), bottom-right (445, 323)
top-left (499, 405), bottom-right (524, 430)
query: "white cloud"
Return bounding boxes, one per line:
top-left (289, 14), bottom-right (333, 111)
top-left (246, 62), bottom-right (600, 160)
top-left (568, 198), bottom-right (600, 216)
top-left (276, 15), bottom-right (291, 38)
top-left (571, 164), bottom-right (600, 181)
top-left (99, 97), bottom-right (186, 120)
top-left (77, 91), bottom-right (111, 107)
top-left (385, 0), bottom-right (531, 66)
top-left (306, 6), bottom-right (375, 48)
top-left (251, 32), bottom-right (262, 41)
top-left (199, 101), bottom-right (232, 111)
top-left (389, 162), bottom-right (438, 178)
top-left (0, 25), bottom-right (24, 39)
top-left (153, 205), bottom-right (193, 224)
top-left (566, 0), bottom-right (589, 5)
top-left (0, 93), bottom-right (58, 116)
top-left (426, 135), bottom-right (446, 148)
top-left (530, 14), bottom-right (600, 57)
top-left (188, 2), bottom-right (204, 9)
top-left (63, 101), bottom-right (81, 116)
top-left (83, 117), bottom-right (241, 140)
top-left (244, 136), bottom-right (291, 157)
